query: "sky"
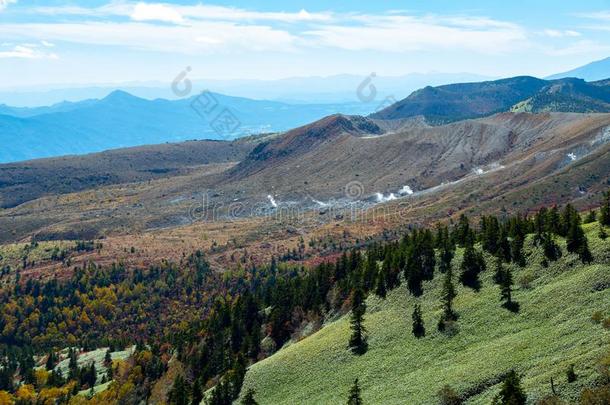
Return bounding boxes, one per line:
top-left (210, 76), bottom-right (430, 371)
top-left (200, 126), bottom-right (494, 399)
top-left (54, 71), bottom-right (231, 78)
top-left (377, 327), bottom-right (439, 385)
top-left (1, 0), bottom-right (610, 89)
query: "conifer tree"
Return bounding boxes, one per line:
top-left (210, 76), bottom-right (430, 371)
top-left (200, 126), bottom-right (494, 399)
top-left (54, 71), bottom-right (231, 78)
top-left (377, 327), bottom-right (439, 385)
top-left (412, 304), bottom-right (426, 338)
top-left (455, 215), bottom-right (474, 247)
top-left (599, 224), bottom-right (608, 240)
top-left (540, 233), bottom-right (562, 263)
top-left (600, 190), bottom-right (610, 226)
top-left (374, 268), bottom-right (387, 299)
top-left (438, 236), bottom-right (454, 274)
top-left (441, 267), bottom-right (457, 322)
top-left (566, 364), bottom-right (577, 383)
top-left (493, 257), bottom-right (505, 285)
top-left (241, 389), bottom-right (259, 405)
top-left (347, 379), bottom-right (363, 405)
top-left (498, 227), bottom-right (512, 263)
top-left (547, 206), bottom-right (562, 235)
top-left (459, 245), bottom-right (486, 290)
top-left (481, 216), bottom-right (500, 255)
top-left (348, 288), bottom-right (368, 355)
top-left (584, 210), bottom-right (597, 224)
top-left (46, 351), bottom-right (57, 371)
top-left (560, 204), bottom-right (579, 237)
top-left (500, 266), bottom-right (518, 312)
top-left (168, 375), bottom-right (190, 405)
top-left (405, 244), bottom-right (424, 297)
top-left (566, 216), bottom-right (593, 263)
top-left (191, 379), bottom-right (203, 405)
top-left (495, 370), bottom-right (526, 405)
top-left (104, 349), bottom-right (112, 367)
top-left (510, 235), bottom-right (526, 267)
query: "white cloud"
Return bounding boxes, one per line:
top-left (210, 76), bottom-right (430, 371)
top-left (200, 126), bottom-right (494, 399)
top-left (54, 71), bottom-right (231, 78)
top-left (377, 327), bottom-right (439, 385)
top-left (543, 39), bottom-right (610, 56)
top-left (542, 29), bottom-right (581, 38)
top-left (131, 2), bottom-right (184, 24)
top-left (0, 0), bottom-right (16, 12)
top-left (0, 44), bottom-right (57, 59)
top-left (32, 2), bottom-right (333, 24)
top-left (576, 11), bottom-right (610, 21)
top-left (0, 21), bottom-right (297, 54)
top-left (304, 15), bottom-right (527, 54)
top-left (5, 2), bottom-right (587, 58)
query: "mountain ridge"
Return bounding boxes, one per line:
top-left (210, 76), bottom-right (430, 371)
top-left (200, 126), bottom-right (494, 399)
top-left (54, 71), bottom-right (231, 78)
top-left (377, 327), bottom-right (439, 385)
top-left (371, 76), bottom-right (610, 124)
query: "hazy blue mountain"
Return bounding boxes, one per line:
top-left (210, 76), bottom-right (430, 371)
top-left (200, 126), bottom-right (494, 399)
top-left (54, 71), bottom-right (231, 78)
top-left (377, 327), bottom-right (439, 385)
top-left (547, 57), bottom-right (610, 81)
top-left (0, 90), bottom-right (373, 163)
top-left (0, 72), bottom-right (494, 107)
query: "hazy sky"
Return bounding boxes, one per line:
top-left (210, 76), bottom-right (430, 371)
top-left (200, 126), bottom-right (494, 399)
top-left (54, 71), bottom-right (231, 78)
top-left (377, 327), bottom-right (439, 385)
top-left (1, 0), bottom-right (610, 88)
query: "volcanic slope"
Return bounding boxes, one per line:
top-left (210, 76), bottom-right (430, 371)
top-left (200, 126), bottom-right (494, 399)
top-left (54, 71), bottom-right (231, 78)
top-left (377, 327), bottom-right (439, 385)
top-left (239, 222), bottom-right (610, 404)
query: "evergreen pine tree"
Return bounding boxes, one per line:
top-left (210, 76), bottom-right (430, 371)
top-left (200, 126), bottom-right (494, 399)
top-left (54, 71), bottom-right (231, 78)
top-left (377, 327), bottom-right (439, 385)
top-left (104, 349), bottom-right (112, 367)
top-left (510, 235), bottom-right (526, 267)
top-left (191, 379), bottom-right (203, 405)
top-left (412, 304), bottom-right (426, 338)
top-left (493, 257), bottom-right (505, 285)
top-left (459, 245), bottom-right (486, 291)
top-left (500, 267), bottom-right (519, 312)
top-left (241, 388), bottom-right (259, 405)
top-left (347, 379), bottom-right (363, 405)
top-left (566, 364), bottom-right (577, 383)
top-left (599, 224), bottom-right (608, 240)
top-left (46, 351), bottom-right (57, 371)
top-left (498, 227), bottom-right (512, 263)
top-left (374, 268), bottom-right (387, 299)
top-left (600, 190), bottom-right (610, 226)
top-left (441, 267), bottom-right (457, 322)
top-left (438, 237), bottom-right (454, 274)
top-left (566, 216), bottom-right (593, 263)
top-left (495, 370), bottom-right (527, 405)
top-left (68, 348), bottom-right (78, 381)
top-left (547, 206), bottom-right (562, 235)
top-left (348, 288), bottom-right (368, 355)
top-left (405, 244), bottom-right (424, 297)
top-left (455, 215), bottom-right (474, 247)
top-left (168, 375), bottom-right (190, 405)
top-left (584, 210), bottom-right (597, 224)
top-left (540, 233), bottom-right (562, 262)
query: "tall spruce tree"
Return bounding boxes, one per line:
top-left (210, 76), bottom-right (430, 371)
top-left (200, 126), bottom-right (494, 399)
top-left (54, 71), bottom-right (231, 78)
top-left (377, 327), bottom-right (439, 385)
top-left (495, 370), bottom-right (527, 405)
top-left (348, 288), bottom-right (368, 355)
top-left (500, 267), bottom-right (518, 312)
top-left (412, 304), bottom-right (426, 338)
top-left (493, 257), bottom-right (505, 285)
top-left (540, 233), bottom-right (562, 263)
top-left (441, 267), bottom-right (457, 322)
top-left (459, 245), bottom-right (486, 291)
top-left (600, 190), bottom-right (610, 226)
top-left (375, 268), bottom-right (387, 299)
top-left (566, 216), bottom-right (593, 263)
top-left (191, 379), bottom-right (203, 405)
top-left (241, 389), bottom-right (259, 405)
top-left (168, 375), bottom-right (190, 405)
top-left (347, 379), bottom-right (363, 405)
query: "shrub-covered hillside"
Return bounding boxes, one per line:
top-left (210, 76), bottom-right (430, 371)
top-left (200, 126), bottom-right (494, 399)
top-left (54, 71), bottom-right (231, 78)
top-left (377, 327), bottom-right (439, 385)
top-left (240, 222), bottom-right (610, 404)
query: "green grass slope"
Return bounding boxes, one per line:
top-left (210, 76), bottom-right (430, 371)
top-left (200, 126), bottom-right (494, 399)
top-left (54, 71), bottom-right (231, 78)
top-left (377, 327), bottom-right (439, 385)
top-left (240, 223), bottom-right (610, 404)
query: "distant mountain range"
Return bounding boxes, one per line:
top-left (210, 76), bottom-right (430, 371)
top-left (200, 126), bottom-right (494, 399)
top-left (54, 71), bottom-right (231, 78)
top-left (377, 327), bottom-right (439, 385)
top-left (0, 72), bottom-right (494, 107)
top-left (371, 76), bottom-right (610, 124)
top-left (0, 91), bottom-right (373, 163)
top-left (547, 56), bottom-right (610, 81)
top-left (2, 70), bottom-right (609, 163)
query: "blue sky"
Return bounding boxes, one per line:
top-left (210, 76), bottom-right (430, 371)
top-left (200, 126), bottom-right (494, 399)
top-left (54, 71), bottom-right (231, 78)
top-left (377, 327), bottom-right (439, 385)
top-left (1, 0), bottom-right (610, 88)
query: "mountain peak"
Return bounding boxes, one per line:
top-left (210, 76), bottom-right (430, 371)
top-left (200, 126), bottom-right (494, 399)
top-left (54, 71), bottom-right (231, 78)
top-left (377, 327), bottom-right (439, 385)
top-left (547, 56), bottom-right (610, 81)
top-left (102, 89), bottom-right (141, 102)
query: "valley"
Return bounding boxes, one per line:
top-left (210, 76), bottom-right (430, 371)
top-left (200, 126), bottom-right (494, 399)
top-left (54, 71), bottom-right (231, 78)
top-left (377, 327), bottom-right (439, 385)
top-left (1, 70), bottom-right (610, 405)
